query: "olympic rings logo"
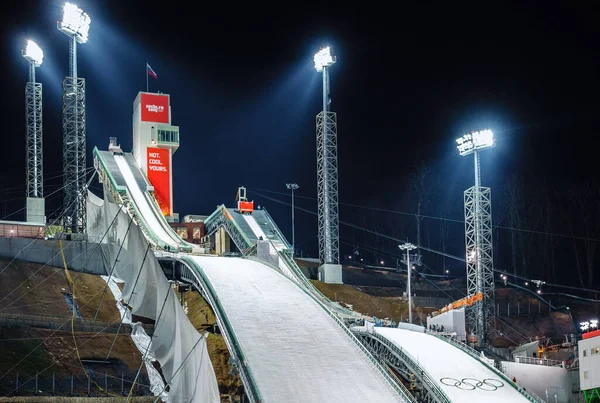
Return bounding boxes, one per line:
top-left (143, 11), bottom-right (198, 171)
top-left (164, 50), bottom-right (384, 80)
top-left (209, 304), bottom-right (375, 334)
top-left (440, 377), bottom-right (505, 391)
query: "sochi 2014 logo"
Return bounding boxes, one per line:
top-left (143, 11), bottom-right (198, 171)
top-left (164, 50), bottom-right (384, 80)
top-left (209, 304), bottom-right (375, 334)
top-left (145, 104), bottom-right (164, 113)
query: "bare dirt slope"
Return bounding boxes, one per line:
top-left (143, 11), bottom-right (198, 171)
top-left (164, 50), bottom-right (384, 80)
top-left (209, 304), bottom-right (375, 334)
top-left (0, 259), bottom-right (119, 322)
top-left (178, 289), bottom-right (243, 396)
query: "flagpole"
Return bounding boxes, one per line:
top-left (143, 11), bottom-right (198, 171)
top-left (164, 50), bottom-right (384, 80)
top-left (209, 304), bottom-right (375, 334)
top-left (146, 62), bottom-right (149, 92)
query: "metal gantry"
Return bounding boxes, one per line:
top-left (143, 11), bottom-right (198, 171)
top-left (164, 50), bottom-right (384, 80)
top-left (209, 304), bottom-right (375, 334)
top-left (62, 74), bottom-right (87, 233)
top-left (464, 183), bottom-right (494, 342)
top-left (25, 63), bottom-right (43, 200)
top-left (456, 129), bottom-right (496, 344)
top-left (58, 3), bottom-right (90, 233)
top-left (315, 47), bottom-right (339, 266)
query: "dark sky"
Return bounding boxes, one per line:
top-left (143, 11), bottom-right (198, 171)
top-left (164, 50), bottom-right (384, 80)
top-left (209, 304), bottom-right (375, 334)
top-left (2, 1), bottom-right (600, 261)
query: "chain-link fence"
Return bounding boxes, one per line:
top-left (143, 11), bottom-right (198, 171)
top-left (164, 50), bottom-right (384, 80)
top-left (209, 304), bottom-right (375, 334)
top-left (0, 370), bottom-right (153, 398)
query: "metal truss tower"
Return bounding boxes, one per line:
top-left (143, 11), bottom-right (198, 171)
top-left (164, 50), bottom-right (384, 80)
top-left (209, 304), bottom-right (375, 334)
top-left (464, 182), bottom-right (494, 343)
top-left (314, 47), bottom-right (342, 283)
top-left (457, 130), bottom-right (496, 344)
top-left (58, 3), bottom-right (90, 233)
top-left (23, 40), bottom-right (45, 223)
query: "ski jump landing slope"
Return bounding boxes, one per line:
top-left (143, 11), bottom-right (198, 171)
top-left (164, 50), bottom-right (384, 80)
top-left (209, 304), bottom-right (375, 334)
top-left (189, 255), bottom-right (407, 403)
top-left (375, 328), bottom-right (531, 402)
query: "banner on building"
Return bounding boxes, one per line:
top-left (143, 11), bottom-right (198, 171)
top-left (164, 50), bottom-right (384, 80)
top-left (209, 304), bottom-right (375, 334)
top-left (141, 93), bottom-right (170, 123)
top-left (147, 147), bottom-right (170, 215)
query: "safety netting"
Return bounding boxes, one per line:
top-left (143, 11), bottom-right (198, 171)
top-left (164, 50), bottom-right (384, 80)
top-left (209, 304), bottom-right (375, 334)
top-left (87, 190), bottom-right (220, 402)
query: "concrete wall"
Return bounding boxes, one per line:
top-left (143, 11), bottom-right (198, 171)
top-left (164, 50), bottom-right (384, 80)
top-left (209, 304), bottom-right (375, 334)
top-left (0, 237), bottom-right (107, 275)
top-left (501, 361), bottom-right (573, 403)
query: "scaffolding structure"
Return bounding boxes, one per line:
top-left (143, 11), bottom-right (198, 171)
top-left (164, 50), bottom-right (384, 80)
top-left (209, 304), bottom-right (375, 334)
top-left (22, 40), bottom-right (45, 223)
top-left (315, 47), bottom-right (339, 267)
top-left (464, 184), bottom-right (494, 342)
top-left (456, 130), bottom-right (495, 344)
top-left (62, 74), bottom-right (86, 232)
top-left (58, 4), bottom-right (90, 233)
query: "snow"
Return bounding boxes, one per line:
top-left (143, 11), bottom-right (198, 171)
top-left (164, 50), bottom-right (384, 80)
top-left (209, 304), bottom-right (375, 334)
top-left (242, 214), bottom-right (278, 254)
top-left (114, 155), bottom-right (179, 249)
top-left (375, 328), bottom-right (530, 402)
top-left (189, 256), bottom-right (406, 402)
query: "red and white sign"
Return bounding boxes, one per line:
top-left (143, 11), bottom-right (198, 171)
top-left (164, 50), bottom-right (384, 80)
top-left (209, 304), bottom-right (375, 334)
top-left (147, 147), bottom-right (171, 216)
top-left (141, 93), bottom-right (170, 123)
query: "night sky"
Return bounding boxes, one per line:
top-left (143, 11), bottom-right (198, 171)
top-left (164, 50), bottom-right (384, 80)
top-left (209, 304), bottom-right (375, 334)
top-left (1, 1), bottom-right (599, 275)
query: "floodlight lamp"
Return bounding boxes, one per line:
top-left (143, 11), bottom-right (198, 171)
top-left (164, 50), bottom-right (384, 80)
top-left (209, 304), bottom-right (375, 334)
top-left (591, 319), bottom-right (598, 329)
top-left (314, 46), bottom-right (336, 72)
top-left (581, 321), bottom-right (590, 331)
top-left (456, 129), bottom-right (495, 156)
top-left (23, 39), bottom-right (43, 66)
top-left (58, 2), bottom-right (91, 43)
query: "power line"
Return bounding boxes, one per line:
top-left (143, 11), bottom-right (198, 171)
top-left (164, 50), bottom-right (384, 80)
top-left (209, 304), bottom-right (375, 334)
top-left (252, 190), bottom-right (600, 295)
top-left (253, 188), bottom-right (600, 243)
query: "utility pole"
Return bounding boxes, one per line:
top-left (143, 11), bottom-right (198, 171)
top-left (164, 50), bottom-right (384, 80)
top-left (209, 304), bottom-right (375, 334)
top-left (286, 183), bottom-right (299, 255)
top-left (399, 243), bottom-right (417, 323)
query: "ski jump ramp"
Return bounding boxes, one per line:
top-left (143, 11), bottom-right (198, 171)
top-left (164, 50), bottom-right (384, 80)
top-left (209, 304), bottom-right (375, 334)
top-left (93, 148), bottom-right (411, 402)
top-left (373, 328), bottom-right (539, 402)
top-left (93, 147), bottom-right (540, 402)
top-left (183, 256), bottom-right (409, 402)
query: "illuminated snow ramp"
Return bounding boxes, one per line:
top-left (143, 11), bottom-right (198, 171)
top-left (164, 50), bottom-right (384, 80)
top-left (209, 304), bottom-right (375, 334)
top-left (181, 255), bottom-right (411, 402)
top-left (93, 147), bottom-right (194, 252)
top-left (371, 328), bottom-right (542, 402)
top-left (203, 205), bottom-right (358, 318)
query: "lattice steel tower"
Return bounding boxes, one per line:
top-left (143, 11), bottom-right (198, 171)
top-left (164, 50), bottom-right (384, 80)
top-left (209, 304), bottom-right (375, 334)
top-left (58, 3), bottom-right (90, 233)
top-left (22, 40), bottom-right (45, 223)
top-left (456, 129), bottom-right (495, 343)
top-left (314, 47), bottom-right (342, 284)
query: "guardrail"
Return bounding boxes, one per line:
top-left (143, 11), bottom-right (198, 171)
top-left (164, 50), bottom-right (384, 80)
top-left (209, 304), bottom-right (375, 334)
top-left (515, 356), bottom-right (564, 367)
top-left (354, 330), bottom-right (451, 403)
top-left (179, 256), bottom-right (263, 403)
top-left (251, 256), bottom-right (415, 402)
top-left (433, 334), bottom-right (545, 402)
top-left (261, 208), bottom-right (291, 248)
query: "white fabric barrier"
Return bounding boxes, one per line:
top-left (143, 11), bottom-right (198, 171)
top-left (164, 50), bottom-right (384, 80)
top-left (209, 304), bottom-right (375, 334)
top-left (87, 190), bottom-right (219, 403)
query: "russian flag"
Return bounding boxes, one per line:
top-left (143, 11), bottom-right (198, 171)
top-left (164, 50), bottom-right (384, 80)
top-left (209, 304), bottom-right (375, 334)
top-left (147, 63), bottom-right (157, 79)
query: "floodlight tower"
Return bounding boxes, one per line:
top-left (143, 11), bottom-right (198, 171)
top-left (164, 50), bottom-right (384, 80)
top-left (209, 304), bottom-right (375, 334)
top-left (57, 2), bottom-right (90, 233)
top-left (22, 40), bottom-right (45, 224)
top-left (456, 129), bottom-right (496, 344)
top-left (314, 46), bottom-right (342, 284)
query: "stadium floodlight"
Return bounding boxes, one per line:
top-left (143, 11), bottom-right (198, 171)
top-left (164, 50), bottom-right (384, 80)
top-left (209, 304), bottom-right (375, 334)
top-left (591, 319), bottom-right (598, 329)
top-left (456, 129), bottom-right (495, 156)
top-left (581, 321), bottom-right (590, 332)
top-left (314, 46), bottom-right (336, 72)
top-left (57, 2), bottom-right (91, 43)
top-left (23, 40), bottom-right (43, 67)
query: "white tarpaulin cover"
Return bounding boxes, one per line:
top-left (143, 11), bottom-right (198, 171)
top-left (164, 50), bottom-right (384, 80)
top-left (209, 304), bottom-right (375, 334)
top-left (87, 190), bottom-right (220, 403)
top-left (189, 255), bottom-right (407, 402)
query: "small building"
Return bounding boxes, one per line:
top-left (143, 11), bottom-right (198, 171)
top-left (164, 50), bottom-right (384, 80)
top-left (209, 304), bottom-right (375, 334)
top-left (512, 340), bottom-right (540, 359)
top-left (0, 220), bottom-right (44, 238)
top-left (579, 330), bottom-right (600, 401)
top-left (169, 221), bottom-right (205, 244)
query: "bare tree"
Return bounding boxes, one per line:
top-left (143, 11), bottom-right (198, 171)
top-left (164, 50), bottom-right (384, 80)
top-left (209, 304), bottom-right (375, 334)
top-left (410, 161), bottom-right (438, 260)
top-left (569, 181), bottom-right (600, 286)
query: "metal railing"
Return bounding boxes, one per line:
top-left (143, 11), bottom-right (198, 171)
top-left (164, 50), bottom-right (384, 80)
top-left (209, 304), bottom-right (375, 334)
top-left (179, 256), bottom-right (263, 403)
top-left (433, 334), bottom-right (545, 402)
top-left (261, 207), bottom-right (291, 248)
top-left (514, 356), bottom-right (564, 367)
top-left (355, 330), bottom-right (451, 403)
